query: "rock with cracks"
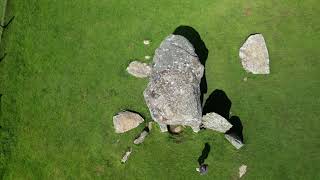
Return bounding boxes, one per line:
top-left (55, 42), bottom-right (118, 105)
top-left (126, 61), bottom-right (152, 78)
top-left (239, 34), bottom-right (270, 74)
top-left (144, 34), bottom-right (204, 132)
top-left (113, 111), bottom-right (144, 133)
top-left (201, 112), bottom-right (233, 133)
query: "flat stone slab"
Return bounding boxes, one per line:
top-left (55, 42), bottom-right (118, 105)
top-left (202, 112), bottom-right (232, 133)
top-left (239, 34), bottom-right (270, 74)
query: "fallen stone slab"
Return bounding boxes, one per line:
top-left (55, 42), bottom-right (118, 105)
top-left (144, 34), bottom-right (204, 132)
top-left (201, 112), bottom-right (232, 133)
top-left (113, 111), bottom-right (144, 133)
top-left (225, 133), bottom-right (244, 149)
top-left (133, 128), bottom-right (149, 145)
top-left (239, 34), bottom-right (270, 74)
top-left (126, 61), bottom-right (152, 78)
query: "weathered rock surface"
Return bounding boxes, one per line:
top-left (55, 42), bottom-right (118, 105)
top-left (201, 112), bottom-right (232, 133)
top-left (113, 111), bottom-right (144, 133)
top-left (225, 133), bottom-right (244, 149)
top-left (126, 61), bottom-right (152, 78)
top-left (144, 34), bottom-right (204, 132)
top-left (121, 147), bottom-right (132, 163)
top-left (239, 34), bottom-right (270, 74)
top-left (239, 164), bottom-right (247, 178)
top-left (133, 129), bottom-right (149, 144)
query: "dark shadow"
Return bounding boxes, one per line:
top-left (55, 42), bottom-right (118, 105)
top-left (0, 16), bottom-right (15, 29)
top-left (173, 26), bottom-right (208, 104)
top-left (0, 53), bottom-right (7, 62)
top-left (197, 143), bottom-right (210, 165)
top-left (119, 109), bottom-right (146, 120)
top-left (226, 116), bottom-right (244, 143)
top-left (202, 89), bottom-right (231, 119)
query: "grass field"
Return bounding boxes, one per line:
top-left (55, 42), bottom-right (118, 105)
top-left (0, 0), bottom-right (319, 179)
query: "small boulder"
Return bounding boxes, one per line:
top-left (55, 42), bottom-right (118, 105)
top-left (239, 34), bottom-right (270, 74)
top-left (126, 61), bottom-right (152, 78)
top-left (121, 147), bottom-right (132, 163)
top-left (225, 133), bottom-right (244, 149)
top-left (239, 164), bottom-right (247, 178)
top-left (201, 112), bottom-right (232, 133)
top-left (113, 111), bottom-right (144, 133)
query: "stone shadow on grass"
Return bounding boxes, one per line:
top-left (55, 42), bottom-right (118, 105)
top-left (202, 90), bottom-right (244, 143)
top-left (198, 142), bottom-right (210, 165)
top-left (202, 89), bottom-right (231, 119)
top-left (225, 116), bottom-right (244, 143)
top-left (173, 26), bottom-right (209, 105)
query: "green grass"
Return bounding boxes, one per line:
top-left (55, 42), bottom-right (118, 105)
top-left (0, 0), bottom-right (319, 179)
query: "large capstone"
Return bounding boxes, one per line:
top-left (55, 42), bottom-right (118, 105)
top-left (144, 35), bottom-right (204, 132)
top-left (239, 34), bottom-right (270, 74)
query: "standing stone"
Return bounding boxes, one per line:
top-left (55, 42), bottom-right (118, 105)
top-left (201, 112), bottom-right (232, 133)
top-left (239, 164), bottom-right (247, 178)
top-left (121, 147), bottom-right (132, 163)
top-left (126, 61), bottom-right (152, 78)
top-left (144, 35), bottom-right (204, 132)
top-left (113, 111), bottom-right (144, 133)
top-left (239, 34), bottom-right (270, 74)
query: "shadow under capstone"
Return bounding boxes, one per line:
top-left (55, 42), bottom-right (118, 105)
top-left (173, 26), bottom-right (209, 105)
top-left (202, 89), bottom-right (231, 119)
top-left (226, 116), bottom-right (244, 143)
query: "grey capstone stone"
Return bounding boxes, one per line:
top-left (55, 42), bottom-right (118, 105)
top-left (144, 35), bottom-right (204, 132)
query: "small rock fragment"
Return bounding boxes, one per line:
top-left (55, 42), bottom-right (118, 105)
top-left (169, 125), bottom-right (183, 134)
top-left (143, 40), bottom-right (150, 45)
top-left (239, 34), bottom-right (270, 74)
top-left (113, 111), bottom-right (144, 133)
top-left (133, 129), bottom-right (149, 145)
top-left (243, 77), bottom-right (248, 82)
top-left (147, 121), bottom-right (153, 130)
top-left (202, 112), bottom-right (232, 133)
top-left (145, 55), bottom-right (151, 60)
top-left (126, 61), bottom-right (152, 78)
top-left (121, 147), bottom-right (132, 163)
top-left (239, 164), bottom-right (247, 178)
top-left (225, 133), bottom-right (244, 149)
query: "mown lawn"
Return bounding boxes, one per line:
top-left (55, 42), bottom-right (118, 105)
top-left (0, 0), bottom-right (319, 179)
